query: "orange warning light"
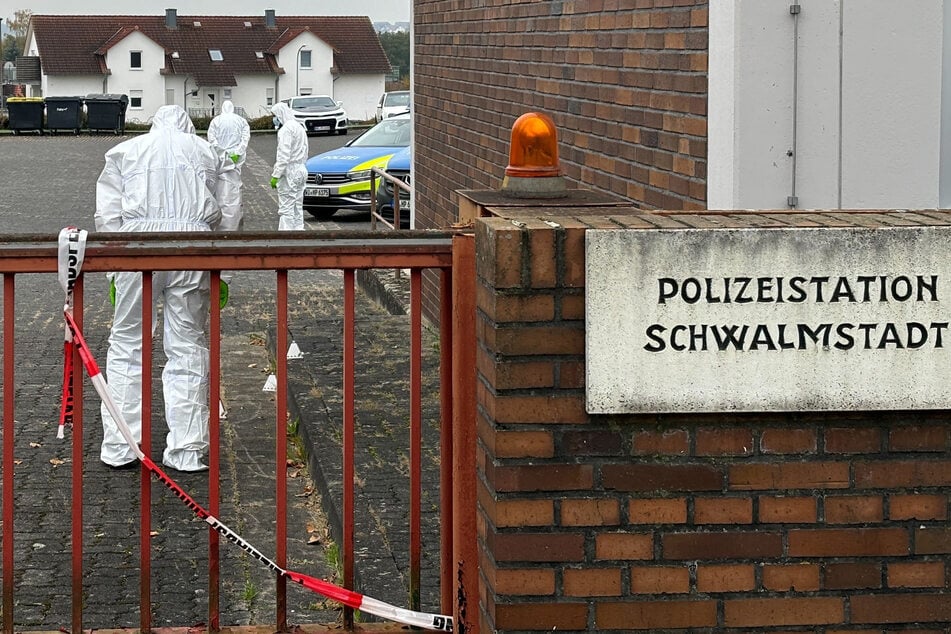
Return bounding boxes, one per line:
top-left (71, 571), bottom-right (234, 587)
top-left (504, 112), bottom-right (561, 178)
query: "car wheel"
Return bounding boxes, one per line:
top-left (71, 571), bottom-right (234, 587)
top-left (306, 208), bottom-right (338, 220)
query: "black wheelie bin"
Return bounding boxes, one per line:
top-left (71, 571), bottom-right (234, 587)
top-left (45, 96), bottom-right (84, 135)
top-left (85, 93), bottom-right (128, 134)
top-left (7, 97), bottom-right (44, 135)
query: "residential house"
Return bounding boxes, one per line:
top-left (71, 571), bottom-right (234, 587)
top-left (24, 9), bottom-right (391, 122)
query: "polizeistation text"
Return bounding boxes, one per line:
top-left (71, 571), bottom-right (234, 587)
top-left (644, 274), bottom-right (947, 352)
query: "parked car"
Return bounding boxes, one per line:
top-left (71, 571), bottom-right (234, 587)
top-left (303, 113), bottom-right (411, 220)
top-left (375, 145), bottom-right (411, 228)
top-left (275, 95), bottom-right (347, 136)
top-left (375, 90), bottom-right (410, 122)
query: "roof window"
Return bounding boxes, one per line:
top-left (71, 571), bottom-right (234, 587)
top-left (255, 51), bottom-right (264, 59)
top-left (244, 21), bottom-right (252, 28)
top-left (209, 49), bottom-right (223, 62)
top-left (193, 21), bottom-right (202, 27)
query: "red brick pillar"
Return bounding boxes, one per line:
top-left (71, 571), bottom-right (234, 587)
top-left (474, 213), bottom-right (599, 632)
top-left (473, 207), bottom-right (951, 633)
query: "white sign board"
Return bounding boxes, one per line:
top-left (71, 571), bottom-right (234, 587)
top-left (586, 226), bottom-right (951, 413)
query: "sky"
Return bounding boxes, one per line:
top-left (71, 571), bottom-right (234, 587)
top-left (1, 0), bottom-right (410, 27)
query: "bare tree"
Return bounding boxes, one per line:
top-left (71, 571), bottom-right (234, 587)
top-left (3, 9), bottom-right (32, 62)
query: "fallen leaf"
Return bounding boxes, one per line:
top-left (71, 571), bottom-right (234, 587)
top-left (288, 469), bottom-right (301, 478)
top-left (150, 531), bottom-right (160, 537)
top-left (307, 534), bottom-right (321, 545)
top-left (50, 458), bottom-right (66, 466)
top-left (248, 363), bottom-right (258, 368)
top-left (30, 442), bottom-right (42, 448)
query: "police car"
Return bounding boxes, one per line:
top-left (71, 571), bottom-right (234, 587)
top-left (375, 145), bottom-right (411, 228)
top-left (303, 113), bottom-right (410, 220)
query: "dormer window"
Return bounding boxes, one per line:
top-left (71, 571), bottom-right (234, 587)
top-left (130, 50), bottom-right (142, 69)
top-left (209, 49), bottom-right (223, 62)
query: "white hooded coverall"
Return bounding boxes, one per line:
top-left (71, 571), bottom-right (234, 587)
top-left (94, 104), bottom-right (235, 471)
top-left (207, 100), bottom-right (251, 232)
top-left (270, 102), bottom-right (309, 230)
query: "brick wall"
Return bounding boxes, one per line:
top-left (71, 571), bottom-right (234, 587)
top-left (473, 206), bottom-right (951, 632)
top-left (414, 0), bottom-right (709, 319)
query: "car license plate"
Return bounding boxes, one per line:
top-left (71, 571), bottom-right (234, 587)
top-left (313, 126), bottom-right (330, 131)
top-left (305, 187), bottom-right (330, 197)
top-left (396, 197), bottom-right (412, 212)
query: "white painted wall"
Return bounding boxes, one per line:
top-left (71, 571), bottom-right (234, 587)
top-left (275, 32), bottom-right (336, 101)
top-left (709, 0), bottom-right (946, 210)
top-left (44, 75), bottom-right (104, 98)
top-left (941, 0), bottom-right (951, 206)
top-left (334, 74), bottom-right (387, 122)
top-left (102, 31), bottom-right (167, 120)
top-left (219, 77), bottom-right (281, 119)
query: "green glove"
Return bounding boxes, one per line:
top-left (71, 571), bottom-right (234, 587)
top-left (109, 277), bottom-right (117, 307)
top-left (230, 154), bottom-right (241, 164)
top-left (270, 176), bottom-right (279, 189)
top-left (219, 281), bottom-right (229, 309)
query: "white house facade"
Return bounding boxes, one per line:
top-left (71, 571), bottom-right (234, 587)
top-left (24, 10), bottom-right (391, 123)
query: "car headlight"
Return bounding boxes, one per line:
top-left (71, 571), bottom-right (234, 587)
top-left (348, 169), bottom-right (372, 181)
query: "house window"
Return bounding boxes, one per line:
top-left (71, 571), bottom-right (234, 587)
top-left (299, 49), bottom-right (312, 69)
top-left (130, 90), bottom-right (143, 109)
top-left (266, 88), bottom-right (274, 106)
top-left (130, 51), bottom-right (142, 69)
top-left (300, 88), bottom-right (313, 96)
top-left (223, 88), bottom-right (232, 100)
top-left (209, 49), bottom-right (223, 62)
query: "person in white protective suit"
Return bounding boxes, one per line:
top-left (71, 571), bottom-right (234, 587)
top-left (207, 100), bottom-right (250, 232)
top-left (269, 101), bottom-right (308, 230)
top-left (94, 104), bottom-right (239, 472)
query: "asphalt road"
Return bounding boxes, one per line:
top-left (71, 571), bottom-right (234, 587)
top-left (0, 129), bottom-right (359, 233)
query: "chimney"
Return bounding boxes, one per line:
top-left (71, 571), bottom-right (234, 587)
top-left (265, 9), bottom-right (276, 28)
top-left (165, 8), bottom-right (177, 29)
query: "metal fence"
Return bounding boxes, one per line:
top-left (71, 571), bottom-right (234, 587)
top-left (0, 231), bottom-right (471, 633)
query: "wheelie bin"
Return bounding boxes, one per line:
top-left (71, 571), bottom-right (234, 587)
top-left (85, 94), bottom-right (128, 134)
top-left (45, 96), bottom-right (84, 135)
top-left (7, 97), bottom-right (44, 135)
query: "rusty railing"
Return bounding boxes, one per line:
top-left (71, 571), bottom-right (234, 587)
top-left (0, 231), bottom-right (474, 633)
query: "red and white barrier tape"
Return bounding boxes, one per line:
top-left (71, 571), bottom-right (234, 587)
top-left (56, 229), bottom-right (453, 631)
top-left (57, 227), bottom-right (88, 439)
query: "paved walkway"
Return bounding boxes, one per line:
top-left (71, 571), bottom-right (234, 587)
top-left (0, 131), bottom-right (440, 630)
